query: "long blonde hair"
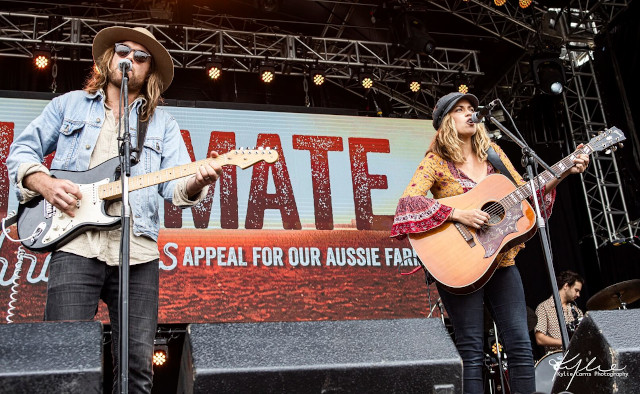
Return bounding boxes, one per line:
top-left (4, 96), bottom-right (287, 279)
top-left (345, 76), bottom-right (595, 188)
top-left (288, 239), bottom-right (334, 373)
top-left (427, 112), bottom-right (491, 163)
top-left (84, 47), bottom-right (163, 122)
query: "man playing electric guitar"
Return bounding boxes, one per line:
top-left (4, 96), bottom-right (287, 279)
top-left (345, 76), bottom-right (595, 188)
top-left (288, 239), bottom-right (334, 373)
top-left (6, 26), bottom-right (221, 394)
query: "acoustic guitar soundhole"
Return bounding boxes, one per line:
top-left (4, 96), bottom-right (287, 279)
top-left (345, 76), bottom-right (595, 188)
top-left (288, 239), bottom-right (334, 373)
top-left (482, 202), bottom-right (505, 225)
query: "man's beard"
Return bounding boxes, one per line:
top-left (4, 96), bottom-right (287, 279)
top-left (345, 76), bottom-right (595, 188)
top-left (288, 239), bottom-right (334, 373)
top-left (108, 66), bottom-right (145, 93)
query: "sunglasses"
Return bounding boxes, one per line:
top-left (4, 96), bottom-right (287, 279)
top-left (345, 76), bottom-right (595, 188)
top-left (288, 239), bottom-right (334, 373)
top-left (114, 43), bottom-right (152, 64)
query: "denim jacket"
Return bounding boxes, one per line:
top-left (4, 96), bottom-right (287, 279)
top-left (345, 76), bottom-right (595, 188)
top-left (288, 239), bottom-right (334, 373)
top-left (7, 89), bottom-right (199, 241)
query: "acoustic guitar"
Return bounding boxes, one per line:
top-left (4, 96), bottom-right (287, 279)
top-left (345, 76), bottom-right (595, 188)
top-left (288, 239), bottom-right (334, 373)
top-left (409, 127), bottom-right (625, 294)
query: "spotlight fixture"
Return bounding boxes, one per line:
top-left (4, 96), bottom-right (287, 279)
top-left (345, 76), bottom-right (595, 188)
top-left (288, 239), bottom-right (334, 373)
top-left (392, 13), bottom-right (436, 56)
top-left (33, 44), bottom-right (51, 70)
top-left (310, 67), bottom-right (325, 86)
top-left (205, 59), bottom-right (222, 80)
top-left (453, 73), bottom-right (471, 94)
top-left (519, 0), bottom-right (532, 8)
top-left (406, 73), bottom-right (421, 93)
top-left (259, 61), bottom-right (276, 84)
top-left (532, 57), bottom-right (567, 95)
top-left (359, 69), bottom-right (374, 89)
top-left (494, 0), bottom-right (507, 6)
top-left (153, 338), bottom-right (169, 367)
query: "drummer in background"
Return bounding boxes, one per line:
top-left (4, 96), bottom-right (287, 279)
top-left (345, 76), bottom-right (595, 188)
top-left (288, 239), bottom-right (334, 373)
top-left (534, 270), bottom-right (585, 353)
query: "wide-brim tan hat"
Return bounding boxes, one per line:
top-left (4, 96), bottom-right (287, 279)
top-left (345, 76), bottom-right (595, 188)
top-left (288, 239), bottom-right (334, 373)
top-left (92, 26), bottom-right (174, 92)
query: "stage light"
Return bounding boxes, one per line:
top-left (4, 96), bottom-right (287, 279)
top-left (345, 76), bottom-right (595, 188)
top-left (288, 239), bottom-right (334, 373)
top-left (259, 61), bottom-right (275, 84)
top-left (359, 69), bottom-right (374, 89)
top-left (392, 13), bottom-right (436, 56)
top-left (454, 73), bottom-right (470, 94)
top-left (256, 0), bottom-right (282, 12)
top-left (532, 57), bottom-right (567, 95)
top-left (153, 338), bottom-right (169, 367)
top-left (406, 73), bottom-right (421, 93)
top-left (492, 341), bottom-right (503, 355)
top-left (310, 67), bottom-right (325, 86)
top-left (494, 0), bottom-right (506, 6)
top-left (206, 60), bottom-right (222, 80)
top-left (519, 0), bottom-right (532, 8)
top-left (33, 44), bottom-right (51, 70)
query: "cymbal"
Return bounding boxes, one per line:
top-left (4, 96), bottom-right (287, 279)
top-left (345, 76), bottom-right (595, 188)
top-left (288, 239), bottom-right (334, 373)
top-left (586, 279), bottom-right (640, 310)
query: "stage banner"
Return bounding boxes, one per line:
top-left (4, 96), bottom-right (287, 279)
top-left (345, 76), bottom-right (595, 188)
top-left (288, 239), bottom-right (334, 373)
top-left (0, 96), bottom-right (437, 324)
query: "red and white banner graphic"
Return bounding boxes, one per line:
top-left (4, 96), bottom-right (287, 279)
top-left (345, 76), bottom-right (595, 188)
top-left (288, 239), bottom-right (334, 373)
top-left (0, 97), bottom-right (437, 324)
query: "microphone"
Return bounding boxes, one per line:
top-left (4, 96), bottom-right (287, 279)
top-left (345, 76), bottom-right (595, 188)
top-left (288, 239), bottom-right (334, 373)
top-left (471, 99), bottom-right (500, 123)
top-left (118, 58), bottom-right (132, 73)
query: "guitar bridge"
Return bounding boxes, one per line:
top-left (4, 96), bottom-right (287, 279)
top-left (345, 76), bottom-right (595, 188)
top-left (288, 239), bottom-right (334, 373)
top-left (454, 222), bottom-right (476, 248)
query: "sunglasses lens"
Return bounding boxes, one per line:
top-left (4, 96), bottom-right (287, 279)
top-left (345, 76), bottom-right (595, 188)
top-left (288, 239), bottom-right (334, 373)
top-left (133, 51), bottom-right (151, 63)
top-left (114, 44), bottom-right (151, 63)
top-left (115, 44), bottom-right (130, 58)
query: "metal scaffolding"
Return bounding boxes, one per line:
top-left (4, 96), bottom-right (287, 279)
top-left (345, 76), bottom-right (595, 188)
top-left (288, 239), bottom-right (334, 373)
top-left (482, 0), bottom-right (636, 250)
top-left (563, 52), bottom-right (633, 248)
top-left (0, 11), bottom-right (483, 117)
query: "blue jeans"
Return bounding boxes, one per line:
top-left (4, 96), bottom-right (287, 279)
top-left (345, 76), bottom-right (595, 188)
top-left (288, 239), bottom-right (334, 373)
top-left (437, 265), bottom-right (535, 394)
top-left (45, 251), bottom-right (159, 394)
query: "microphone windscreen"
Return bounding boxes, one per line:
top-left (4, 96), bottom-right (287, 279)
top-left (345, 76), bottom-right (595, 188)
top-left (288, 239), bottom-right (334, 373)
top-left (118, 58), bottom-right (132, 71)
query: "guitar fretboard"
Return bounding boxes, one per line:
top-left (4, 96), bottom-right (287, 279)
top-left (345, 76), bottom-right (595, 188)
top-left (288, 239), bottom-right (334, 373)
top-left (97, 148), bottom-right (277, 200)
top-left (499, 144), bottom-right (593, 209)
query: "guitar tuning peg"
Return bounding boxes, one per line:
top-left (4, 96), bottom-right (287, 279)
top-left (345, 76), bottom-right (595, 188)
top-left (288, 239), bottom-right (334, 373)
top-left (618, 143), bottom-right (624, 149)
top-left (605, 149), bottom-right (612, 154)
top-left (612, 145), bottom-right (618, 152)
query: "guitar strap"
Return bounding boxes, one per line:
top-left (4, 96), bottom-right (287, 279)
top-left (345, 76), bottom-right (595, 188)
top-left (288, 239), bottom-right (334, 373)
top-left (487, 146), bottom-right (517, 185)
top-left (131, 112), bottom-right (149, 165)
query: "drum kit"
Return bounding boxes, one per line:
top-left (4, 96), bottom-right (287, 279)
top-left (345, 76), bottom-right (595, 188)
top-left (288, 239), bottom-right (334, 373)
top-left (534, 278), bottom-right (640, 394)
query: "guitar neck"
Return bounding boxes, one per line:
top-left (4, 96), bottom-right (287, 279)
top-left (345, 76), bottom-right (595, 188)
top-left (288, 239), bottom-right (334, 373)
top-left (504, 144), bottom-right (593, 206)
top-left (98, 149), bottom-right (278, 200)
top-left (98, 158), bottom-right (212, 200)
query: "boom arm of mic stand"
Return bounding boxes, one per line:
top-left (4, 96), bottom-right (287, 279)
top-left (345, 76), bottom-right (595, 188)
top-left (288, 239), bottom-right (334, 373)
top-left (486, 115), bottom-right (560, 179)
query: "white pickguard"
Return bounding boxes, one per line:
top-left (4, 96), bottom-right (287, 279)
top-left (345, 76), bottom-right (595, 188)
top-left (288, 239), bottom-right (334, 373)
top-left (40, 178), bottom-right (118, 245)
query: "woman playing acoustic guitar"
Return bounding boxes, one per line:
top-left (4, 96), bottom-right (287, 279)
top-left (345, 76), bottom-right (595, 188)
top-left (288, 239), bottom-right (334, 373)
top-left (391, 92), bottom-right (589, 394)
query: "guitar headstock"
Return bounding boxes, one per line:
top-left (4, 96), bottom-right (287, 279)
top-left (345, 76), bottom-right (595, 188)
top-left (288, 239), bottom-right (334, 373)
top-left (587, 126), bottom-right (626, 153)
top-left (222, 147), bottom-right (279, 169)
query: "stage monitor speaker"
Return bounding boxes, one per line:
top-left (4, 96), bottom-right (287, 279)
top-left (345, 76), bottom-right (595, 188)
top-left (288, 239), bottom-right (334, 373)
top-left (179, 318), bottom-right (461, 394)
top-left (0, 321), bottom-right (103, 393)
top-left (552, 309), bottom-right (639, 394)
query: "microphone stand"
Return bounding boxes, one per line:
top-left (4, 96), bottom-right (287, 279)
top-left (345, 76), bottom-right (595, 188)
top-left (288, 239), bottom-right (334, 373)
top-left (117, 61), bottom-right (133, 394)
top-left (484, 107), bottom-right (571, 354)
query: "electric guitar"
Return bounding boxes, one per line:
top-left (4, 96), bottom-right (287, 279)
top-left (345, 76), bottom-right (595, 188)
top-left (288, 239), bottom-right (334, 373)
top-left (409, 127), bottom-right (625, 295)
top-left (15, 148), bottom-right (279, 252)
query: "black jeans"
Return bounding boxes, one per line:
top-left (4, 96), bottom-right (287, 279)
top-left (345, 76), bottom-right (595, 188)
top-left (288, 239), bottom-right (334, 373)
top-left (437, 265), bottom-right (535, 394)
top-left (45, 251), bottom-right (159, 394)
